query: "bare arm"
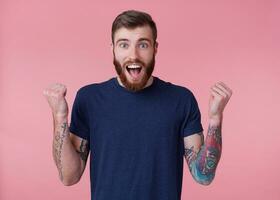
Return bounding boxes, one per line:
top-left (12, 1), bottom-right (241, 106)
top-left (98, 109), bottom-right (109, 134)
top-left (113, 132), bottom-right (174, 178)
top-left (52, 117), bottom-right (89, 186)
top-left (184, 120), bottom-right (222, 185)
top-left (184, 82), bottom-right (232, 185)
top-left (44, 83), bottom-right (89, 186)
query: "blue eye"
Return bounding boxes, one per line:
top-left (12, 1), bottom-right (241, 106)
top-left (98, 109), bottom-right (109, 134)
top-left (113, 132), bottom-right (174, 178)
top-left (119, 43), bottom-right (129, 48)
top-left (139, 43), bottom-right (148, 49)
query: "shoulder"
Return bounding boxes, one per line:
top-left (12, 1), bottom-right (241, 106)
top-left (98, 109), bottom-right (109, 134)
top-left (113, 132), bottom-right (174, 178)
top-left (76, 78), bottom-right (114, 97)
top-left (157, 77), bottom-right (195, 99)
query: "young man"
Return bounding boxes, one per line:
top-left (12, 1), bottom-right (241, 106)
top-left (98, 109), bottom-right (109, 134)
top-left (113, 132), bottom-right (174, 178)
top-left (43, 10), bottom-right (232, 200)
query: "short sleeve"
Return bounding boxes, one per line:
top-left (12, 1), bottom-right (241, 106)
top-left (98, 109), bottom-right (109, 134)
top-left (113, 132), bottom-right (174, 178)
top-left (69, 89), bottom-right (90, 141)
top-left (180, 91), bottom-right (204, 138)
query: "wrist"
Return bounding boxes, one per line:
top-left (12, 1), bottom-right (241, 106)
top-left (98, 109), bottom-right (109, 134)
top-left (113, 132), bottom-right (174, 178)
top-left (53, 113), bottom-right (68, 124)
top-left (209, 115), bottom-right (223, 126)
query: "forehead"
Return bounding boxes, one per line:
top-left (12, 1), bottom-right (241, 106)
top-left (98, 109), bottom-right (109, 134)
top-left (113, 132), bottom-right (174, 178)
top-left (114, 25), bottom-right (153, 43)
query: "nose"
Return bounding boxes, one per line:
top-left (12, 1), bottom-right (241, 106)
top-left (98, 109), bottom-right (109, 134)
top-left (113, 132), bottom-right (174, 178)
top-left (128, 46), bottom-right (139, 60)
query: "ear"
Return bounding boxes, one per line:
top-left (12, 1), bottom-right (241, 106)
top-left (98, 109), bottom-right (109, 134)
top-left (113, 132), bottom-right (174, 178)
top-left (110, 43), bottom-right (114, 53)
top-left (154, 41), bottom-right (159, 55)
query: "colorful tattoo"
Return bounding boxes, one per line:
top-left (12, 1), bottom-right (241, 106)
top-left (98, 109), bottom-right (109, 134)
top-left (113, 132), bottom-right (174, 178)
top-left (184, 125), bottom-right (222, 185)
top-left (53, 122), bottom-right (68, 181)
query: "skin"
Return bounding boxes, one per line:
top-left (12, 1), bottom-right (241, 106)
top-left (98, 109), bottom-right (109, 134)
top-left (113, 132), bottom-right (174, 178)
top-left (43, 25), bottom-right (232, 186)
top-left (184, 82), bottom-right (232, 185)
top-left (112, 25), bottom-right (158, 91)
top-left (43, 84), bottom-right (89, 185)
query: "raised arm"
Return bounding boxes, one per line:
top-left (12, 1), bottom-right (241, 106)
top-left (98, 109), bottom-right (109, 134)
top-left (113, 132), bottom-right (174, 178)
top-left (183, 82), bottom-right (232, 185)
top-left (184, 122), bottom-right (222, 185)
top-left (44, 83), bottom-right (89, 186)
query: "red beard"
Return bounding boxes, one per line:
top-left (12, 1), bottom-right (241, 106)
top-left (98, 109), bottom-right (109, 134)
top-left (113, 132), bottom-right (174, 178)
top-left (113, 54), bottom-right (155, 92)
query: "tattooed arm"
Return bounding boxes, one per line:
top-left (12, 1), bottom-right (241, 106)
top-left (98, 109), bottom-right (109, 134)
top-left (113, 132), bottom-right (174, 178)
top-left (52, 117), bottom-right (89, 186)
top-left (184, 120), bottom-right (222, 185)
top-left (184, 82), bottom-right (232, 185)
top-left (44, 83), bottom-right (89, 186)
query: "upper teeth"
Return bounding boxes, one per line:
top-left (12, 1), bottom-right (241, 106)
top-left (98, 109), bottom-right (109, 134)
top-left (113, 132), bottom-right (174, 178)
top-left (127, 64), bottom-right (141, 69)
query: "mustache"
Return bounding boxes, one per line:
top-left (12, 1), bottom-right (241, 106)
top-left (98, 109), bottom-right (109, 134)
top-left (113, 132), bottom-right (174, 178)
top-left (123, 59), bottom-right (145, 68)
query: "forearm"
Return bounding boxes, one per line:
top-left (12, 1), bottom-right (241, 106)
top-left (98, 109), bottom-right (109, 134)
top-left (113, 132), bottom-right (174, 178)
top-left (52, 116), bottom-right (82, 185)
top-left (187, 119), bottom-right (222, 185)
top-left (185, 81), bottom-right (231, 185)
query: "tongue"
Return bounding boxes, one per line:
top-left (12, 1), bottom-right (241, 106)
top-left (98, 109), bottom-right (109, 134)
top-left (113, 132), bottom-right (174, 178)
top-left (129, 69), bottom-right (140, 79)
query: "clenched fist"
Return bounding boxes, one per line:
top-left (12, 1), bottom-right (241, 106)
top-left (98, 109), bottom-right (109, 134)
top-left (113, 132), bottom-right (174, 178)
top-left (209, 82), bottom-right (232, 121)
top-left (43, 83), bottom-right (69, 118)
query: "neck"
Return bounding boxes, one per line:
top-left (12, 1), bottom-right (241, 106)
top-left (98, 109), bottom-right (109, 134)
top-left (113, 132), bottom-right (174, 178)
top-left (117, 76), bottom-right (154, 89)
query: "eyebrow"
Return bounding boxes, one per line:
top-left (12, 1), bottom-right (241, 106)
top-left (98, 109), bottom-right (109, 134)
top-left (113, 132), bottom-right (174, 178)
top-left (115, 38), bottom-right (129, 44)
top-left (138, 38), bottom-right (152, 43)
top-left (115, 38), bottom-right (152, 45)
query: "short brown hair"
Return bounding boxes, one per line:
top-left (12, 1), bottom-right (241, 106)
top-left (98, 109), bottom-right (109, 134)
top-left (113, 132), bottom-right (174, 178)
top-left (111, 10), bottom-right (157, 45)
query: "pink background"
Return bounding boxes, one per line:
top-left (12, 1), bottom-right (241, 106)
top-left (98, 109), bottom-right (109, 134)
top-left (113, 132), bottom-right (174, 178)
top-left (1, 0), bottom-right (280, 199)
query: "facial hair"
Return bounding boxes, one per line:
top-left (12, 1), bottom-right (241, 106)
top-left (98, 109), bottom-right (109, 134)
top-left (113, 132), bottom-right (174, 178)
top-left (113, 53), bottom-right (155, 92)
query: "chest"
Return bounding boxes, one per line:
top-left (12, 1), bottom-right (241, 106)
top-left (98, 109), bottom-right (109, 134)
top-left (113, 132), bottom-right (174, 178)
top-left (87, 93), bottom-right (184, 153)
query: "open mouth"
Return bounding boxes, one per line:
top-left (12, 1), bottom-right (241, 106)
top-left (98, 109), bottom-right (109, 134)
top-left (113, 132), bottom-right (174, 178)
top-left (126, 64), bottom-right (143, 79)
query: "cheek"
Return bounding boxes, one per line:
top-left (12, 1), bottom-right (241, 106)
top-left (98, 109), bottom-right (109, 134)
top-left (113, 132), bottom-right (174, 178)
top-left (142, 48), bottom-right (155, 58)
top-left (140, 52), bottom-right (154, 62)
top-left (114, 55), bottom-right (125, 66)
top-left (114, 51), bottom-right (126, 62)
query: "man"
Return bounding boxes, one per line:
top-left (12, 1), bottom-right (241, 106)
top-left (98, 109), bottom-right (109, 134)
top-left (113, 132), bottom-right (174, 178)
top-left (43, 10), bottom-right (232, 200)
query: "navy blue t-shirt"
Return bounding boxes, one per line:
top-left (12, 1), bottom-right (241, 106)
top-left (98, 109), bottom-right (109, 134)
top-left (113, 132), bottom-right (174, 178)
top-left (69, 76), bottom-right (203, 200)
